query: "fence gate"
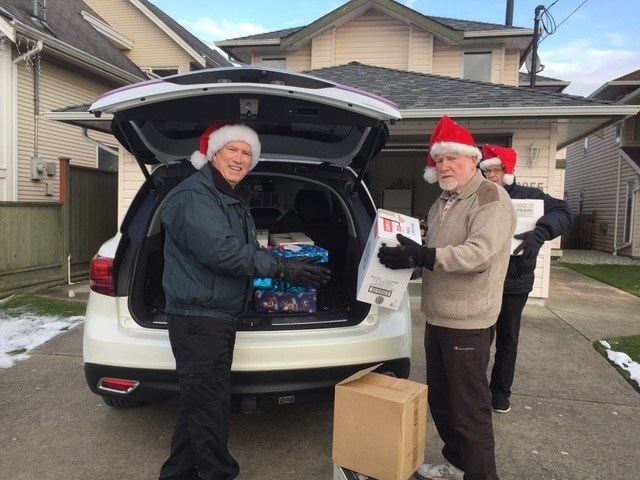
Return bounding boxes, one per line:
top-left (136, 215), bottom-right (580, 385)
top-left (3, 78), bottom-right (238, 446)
top-left (68, 165), bottom-right (117, 280)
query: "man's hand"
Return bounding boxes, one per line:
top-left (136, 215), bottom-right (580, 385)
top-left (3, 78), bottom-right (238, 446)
top-left (377, 234), bottom-right (435, 270)
top-left (275, 255), bottom-right (331, 287)
top-left (513, 229), bottom-right (546, 260)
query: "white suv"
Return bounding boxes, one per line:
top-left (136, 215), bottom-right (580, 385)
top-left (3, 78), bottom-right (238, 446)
top-left (84, 66), bottom-right (412, 412)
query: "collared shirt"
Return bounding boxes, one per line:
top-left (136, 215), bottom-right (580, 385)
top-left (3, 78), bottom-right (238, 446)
top-left (440, 192), bottom-right (459, 223)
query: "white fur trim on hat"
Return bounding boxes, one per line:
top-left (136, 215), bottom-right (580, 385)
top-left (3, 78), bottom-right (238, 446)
top-left (208, 124), bottom-right (261, 171)
top-left (478, 158), bottom-right (502, 170)
top-left (430, 142), bottom-right (482, 161)
top-left (423, 166), bottom-right (438, 183)
top-left (502, 173), bottom-right (515, 185)
top-left (189, 151), bottom-right (209, 170)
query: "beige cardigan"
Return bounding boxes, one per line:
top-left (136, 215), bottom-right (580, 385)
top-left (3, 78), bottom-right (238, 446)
top-left (421, 171), bottom-right (516, 329)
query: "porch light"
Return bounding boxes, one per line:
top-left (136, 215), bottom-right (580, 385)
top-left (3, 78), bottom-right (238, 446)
top-left (528, 143), bottom-right (541, 167)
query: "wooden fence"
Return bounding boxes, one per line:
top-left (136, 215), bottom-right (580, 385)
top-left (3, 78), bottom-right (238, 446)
top-left (0, 158), bottom-right (117, 296)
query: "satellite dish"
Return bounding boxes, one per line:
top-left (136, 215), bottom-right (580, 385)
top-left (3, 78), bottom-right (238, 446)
top-left (525, 51), bottom-right (545, 73)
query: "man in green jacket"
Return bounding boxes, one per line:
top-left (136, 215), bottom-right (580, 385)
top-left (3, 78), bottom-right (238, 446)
top-left (379, 116), bottom-right (516, 480)
top-left (159, 123), bottom-right (330, 480)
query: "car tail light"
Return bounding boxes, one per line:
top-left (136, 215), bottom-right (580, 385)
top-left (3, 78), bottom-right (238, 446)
top-left (98, 378), bottom-right (139, 395)
top-left (89, 255), bottom-right (115, 296)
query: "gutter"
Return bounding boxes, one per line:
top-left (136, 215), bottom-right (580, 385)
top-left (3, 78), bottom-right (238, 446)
top-left (15, 23), bottom-right (143, 84)
top-left (399, 105), bottom-right (640, 119)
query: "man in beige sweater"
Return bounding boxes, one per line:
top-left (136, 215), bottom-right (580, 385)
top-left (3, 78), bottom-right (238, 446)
top-left (379, 116), bottom-right (516, 480)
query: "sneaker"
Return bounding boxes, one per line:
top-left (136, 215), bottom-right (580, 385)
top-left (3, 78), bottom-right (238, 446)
top-left (491, 398), bottom-right (511, 413)
top-left (415, 461), bottom-right (464, 479)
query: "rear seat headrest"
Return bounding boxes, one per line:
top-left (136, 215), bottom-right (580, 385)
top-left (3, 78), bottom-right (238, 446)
top-left (295, 189), bottom-right (331, 222)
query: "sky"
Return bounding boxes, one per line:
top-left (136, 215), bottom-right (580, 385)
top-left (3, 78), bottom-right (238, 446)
top-left (148, 0), bottom-right (640, 97)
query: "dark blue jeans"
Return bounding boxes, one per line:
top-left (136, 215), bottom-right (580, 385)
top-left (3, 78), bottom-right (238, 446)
top-left (159, 315), bottom-right (239, 480)
top-left (425, 323), bottom-right (498, 480)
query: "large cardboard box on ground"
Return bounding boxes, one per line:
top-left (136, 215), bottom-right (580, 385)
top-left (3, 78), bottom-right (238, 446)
top-left (332, 365), bottom-right (428, 480)
top-left (357, 209), bottom-right (421, 310)
top-left (510, 199), bottom-right (544, 255)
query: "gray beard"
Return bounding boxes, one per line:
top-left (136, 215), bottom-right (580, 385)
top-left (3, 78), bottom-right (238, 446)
top-left (438, 178), bottom-right (459, 191)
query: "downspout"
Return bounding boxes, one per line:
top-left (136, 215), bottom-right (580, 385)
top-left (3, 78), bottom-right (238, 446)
top-left (81, 128), bottom-right (119, 156)
top-left (13, 40), bottom-right (43, 157)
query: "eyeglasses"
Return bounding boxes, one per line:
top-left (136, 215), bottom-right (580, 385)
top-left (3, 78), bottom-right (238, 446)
top-left (484, 167), bottom-right (504, 175)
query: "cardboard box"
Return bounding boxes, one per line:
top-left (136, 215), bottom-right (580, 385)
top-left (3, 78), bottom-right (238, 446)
top-left (332, 365), bottom-right (427, 480)
top-left (356, 209), bottom-right (421, 310)
top-left (256, 229), bottom-right (269, 248)
top-left (511, 199), bottom-right (544, 255)
top-left (269, 231), bottom-right (314, 247)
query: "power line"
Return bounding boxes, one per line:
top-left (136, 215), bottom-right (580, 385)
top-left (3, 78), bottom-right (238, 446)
top-left (539, 0), bottom-right (590, 44)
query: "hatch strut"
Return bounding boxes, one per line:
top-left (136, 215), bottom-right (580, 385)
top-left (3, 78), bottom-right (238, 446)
top-left (350, 124), bottom-right (384, 195)
top-left (112, 121), bottom-right (154, 187)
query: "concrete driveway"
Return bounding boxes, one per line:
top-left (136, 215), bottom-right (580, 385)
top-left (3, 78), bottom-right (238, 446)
top-left (1, 263), bottom-right (639, 479)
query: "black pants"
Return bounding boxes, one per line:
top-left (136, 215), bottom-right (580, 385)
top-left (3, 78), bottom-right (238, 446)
top-left (425, 324), bottom-right (498, 480)
top-left (159, 315), bottom-right (239, 480)
top-left (489, 293), bottom-right (529, 403)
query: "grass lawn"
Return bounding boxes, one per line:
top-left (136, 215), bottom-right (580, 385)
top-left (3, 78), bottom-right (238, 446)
top-left (0, 294), bottom-right (86, 318)
top-left (559, 263), bottom-right (640, 393)
top-left (594, 335), bottom-right (640, 394)
top-left (559, 263), bottom-right (640, 298)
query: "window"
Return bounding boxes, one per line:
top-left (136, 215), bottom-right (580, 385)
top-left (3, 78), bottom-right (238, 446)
top-left (98, 146), bottom-right (118, 172)
top-left (463, 52), bottom-right (492, 82)
top-left (623, 181), bottom-right (634, 243)
top-left (261, 58), bottom-right (286, 69)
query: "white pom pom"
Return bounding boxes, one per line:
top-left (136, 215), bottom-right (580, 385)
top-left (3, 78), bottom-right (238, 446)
top-left (502, 173), bottom-right (515, 185)
top-left (189, 151), bottom-right (209, 170)
top-left (423, 166), bottom-right (438, 183)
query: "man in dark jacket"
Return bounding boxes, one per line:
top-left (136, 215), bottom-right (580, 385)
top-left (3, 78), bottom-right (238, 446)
top-left (479, 144), bottom-right (572, 413)
top-left (159, 122), bottom-right (330, 480)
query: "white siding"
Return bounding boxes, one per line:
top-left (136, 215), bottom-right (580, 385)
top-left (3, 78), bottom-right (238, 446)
top-left (432, 39), bottom-right (461, 78)
top-left (408, 26), bottom-right (433, 73)
top-left (503, 51), bottom-right (520, 86)
top-left (311, 30), bottom-right (332, 69)
top-left (334, 10), bottom-right (409, 70)
top-left (16, 59), bottom-right (119, 202)
top-left (285, 44), bottom-right (312, 71)
top-left (118, 150), bottom-right (146, 226)
top-left (85, 0), bottom-right (195, 73)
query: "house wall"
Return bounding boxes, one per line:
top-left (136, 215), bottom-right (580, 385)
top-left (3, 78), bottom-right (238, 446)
top-left (85, 0), bottom-right (195, 73)
top-left (623, 114), bottom-right (640, 146)
top-left (565, 126), bottom-right (638, 256)
top-left (118, 150), bottom-right (146, 226)
top-left (310, 29), bottom-right (333, 69)
top-left (284, 44), bottom-right (311, 71)
top-left (334, 10), bottom-right (410, 70)
top-left (431, 39), bottom-right (520, 85)
top-left (16, 58), bottom-right (118, 202)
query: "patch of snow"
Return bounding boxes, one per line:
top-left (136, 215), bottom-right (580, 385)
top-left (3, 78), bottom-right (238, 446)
top-left (605, 348), bottom-right (640, 387)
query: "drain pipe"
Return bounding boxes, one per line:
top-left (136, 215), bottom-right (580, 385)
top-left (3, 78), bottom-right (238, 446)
top-left (81, 128), bottom-right (119, 156)
top-left (67, 253), bottom-right (74, 285)
top-left (13, 40), bottom-right (43, 157)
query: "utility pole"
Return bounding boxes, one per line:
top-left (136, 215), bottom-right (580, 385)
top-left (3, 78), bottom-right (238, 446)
top-left (530, 5), bottom-right (545, 88)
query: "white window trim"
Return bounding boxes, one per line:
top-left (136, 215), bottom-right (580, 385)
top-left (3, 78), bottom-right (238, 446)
top-left (0, 35), bottom-right (17, 200)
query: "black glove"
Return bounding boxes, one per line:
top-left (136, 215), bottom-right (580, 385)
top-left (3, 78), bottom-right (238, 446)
top-left (377, 234), bottom-right (435, 271)
top-left (275, 255), bottom-right (331, 288)
top-left (513, 228), bottom-right (546, 261)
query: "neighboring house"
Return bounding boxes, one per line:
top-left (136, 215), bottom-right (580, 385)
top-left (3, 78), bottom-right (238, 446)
top-left (216, 0), bottom-right (637, 301)
top-left (565, 69), bottom-right (640, 258)
top-left (519, 72), bottom-right (570, 93)
top-left (0, 0), bottom-right (144, 202)
top-left (0, 0), bottom-right (231, 293)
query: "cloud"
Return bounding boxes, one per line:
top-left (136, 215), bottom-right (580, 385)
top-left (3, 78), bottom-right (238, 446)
top-left (178, 17), bottom-right (267, 41)
top-left (539, 40), bottom-right (640, 96)
top-left (604, 32), bottom-right (625, 47)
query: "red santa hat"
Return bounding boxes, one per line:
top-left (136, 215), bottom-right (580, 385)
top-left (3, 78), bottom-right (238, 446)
top-left (479, 144), bottom-right (516, 185)
top-left (423, 115), bottom-right (482, 183)
top-left (190, 122), bottom-right (261, 171)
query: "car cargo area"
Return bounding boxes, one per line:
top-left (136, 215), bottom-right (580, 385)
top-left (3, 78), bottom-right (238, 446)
top-left (126, 161), bottom-right (370, 331)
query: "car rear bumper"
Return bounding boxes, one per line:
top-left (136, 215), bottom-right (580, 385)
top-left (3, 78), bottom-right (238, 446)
top-left (85, 358), bottom-right (411, 406)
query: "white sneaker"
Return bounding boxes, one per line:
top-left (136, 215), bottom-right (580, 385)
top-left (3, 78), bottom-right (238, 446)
top-left (415, 460), bottom-right (464, 479)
